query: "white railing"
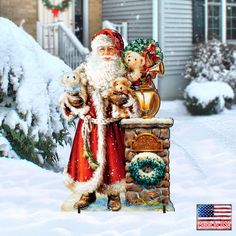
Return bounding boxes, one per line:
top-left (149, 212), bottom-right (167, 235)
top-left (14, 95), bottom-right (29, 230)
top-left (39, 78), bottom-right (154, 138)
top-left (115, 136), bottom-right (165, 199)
top-left (102, 20), bottom-right (128, 45)
top-left (37, 21), bottom-right (89, 69)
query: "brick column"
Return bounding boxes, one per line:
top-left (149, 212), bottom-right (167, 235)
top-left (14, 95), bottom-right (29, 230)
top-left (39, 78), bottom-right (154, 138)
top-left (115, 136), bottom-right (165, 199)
top-left (88, 0), bottom-right (102, 43)
top-left (0, 0), bottom-right (37, 38)
top-left (121, 117), bottom-right (175, 212)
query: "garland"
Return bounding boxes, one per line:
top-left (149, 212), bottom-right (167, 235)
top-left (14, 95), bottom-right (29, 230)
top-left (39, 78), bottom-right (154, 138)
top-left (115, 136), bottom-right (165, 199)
top-left (42, 0), bottom-right (71, 17)
top-left (129, 152), bottom-right (165, 186)
top-left (123, 38), bottom-right (164, 64)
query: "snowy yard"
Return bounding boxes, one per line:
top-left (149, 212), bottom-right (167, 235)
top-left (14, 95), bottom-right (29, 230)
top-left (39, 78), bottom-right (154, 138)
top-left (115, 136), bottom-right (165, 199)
top-left (0, 100), bottom-right (235, 236)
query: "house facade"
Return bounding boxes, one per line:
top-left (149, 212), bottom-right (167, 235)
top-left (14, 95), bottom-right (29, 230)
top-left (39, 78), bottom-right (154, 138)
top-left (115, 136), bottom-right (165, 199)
top-left (0, 0), bottom-right (235, 99)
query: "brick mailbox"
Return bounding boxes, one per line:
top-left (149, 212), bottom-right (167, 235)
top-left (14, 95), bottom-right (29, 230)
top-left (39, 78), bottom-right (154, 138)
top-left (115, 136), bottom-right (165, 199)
top-left (121, 117), bottom-right (174, 212)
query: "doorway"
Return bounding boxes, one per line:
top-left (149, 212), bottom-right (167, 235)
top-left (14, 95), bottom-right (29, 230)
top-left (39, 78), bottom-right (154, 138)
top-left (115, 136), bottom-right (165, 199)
top-left (74, 0), bottom-right (83, 43)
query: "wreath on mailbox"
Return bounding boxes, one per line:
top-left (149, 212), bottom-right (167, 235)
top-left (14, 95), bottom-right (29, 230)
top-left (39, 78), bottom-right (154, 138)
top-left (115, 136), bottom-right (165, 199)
top-left (129, 152), bottom-right (166, 186)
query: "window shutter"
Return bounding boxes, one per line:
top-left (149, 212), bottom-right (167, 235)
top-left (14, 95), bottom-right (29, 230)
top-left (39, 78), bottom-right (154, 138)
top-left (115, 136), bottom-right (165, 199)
top-left (193, 0), bottom-right (205, 43)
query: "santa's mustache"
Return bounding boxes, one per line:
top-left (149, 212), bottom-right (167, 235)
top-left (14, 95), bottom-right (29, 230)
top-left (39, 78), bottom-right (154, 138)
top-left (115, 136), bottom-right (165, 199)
top-left (100, 55), bottom-right (118, 60)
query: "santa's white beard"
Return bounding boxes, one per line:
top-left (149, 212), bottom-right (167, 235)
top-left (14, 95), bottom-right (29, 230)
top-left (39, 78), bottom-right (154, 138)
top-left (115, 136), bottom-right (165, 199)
top-left (86, 51), bottom-right (125, 92)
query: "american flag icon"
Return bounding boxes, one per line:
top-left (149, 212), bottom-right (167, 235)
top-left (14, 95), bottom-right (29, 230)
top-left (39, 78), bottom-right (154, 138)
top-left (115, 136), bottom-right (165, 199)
top-left (197, 204), bottom-right (232, 230)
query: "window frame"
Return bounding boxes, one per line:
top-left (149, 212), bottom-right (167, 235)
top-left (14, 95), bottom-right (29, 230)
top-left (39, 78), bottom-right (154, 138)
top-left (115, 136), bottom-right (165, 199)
top-left (204, 0), bottom-right (236, 43)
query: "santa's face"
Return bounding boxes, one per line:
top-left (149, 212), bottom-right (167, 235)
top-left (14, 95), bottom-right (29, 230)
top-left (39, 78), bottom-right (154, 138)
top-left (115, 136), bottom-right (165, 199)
top-left (97, 45), bottom-right (118, 61)
top-left (86, 45), bottom-right (125, 92)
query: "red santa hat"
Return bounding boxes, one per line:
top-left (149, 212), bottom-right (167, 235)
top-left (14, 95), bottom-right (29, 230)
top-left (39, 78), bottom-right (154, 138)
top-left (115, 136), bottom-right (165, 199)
top-left (91, 28), bottom-right (124, 56)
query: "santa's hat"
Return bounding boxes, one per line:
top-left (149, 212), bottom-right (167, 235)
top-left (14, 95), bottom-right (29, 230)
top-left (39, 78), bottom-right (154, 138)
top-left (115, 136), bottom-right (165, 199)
top-left (91, 28), bottom-right (124, 56)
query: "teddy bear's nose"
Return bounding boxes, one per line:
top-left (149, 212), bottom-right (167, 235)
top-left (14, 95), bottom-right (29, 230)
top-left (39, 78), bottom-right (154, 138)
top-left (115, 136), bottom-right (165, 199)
top-left (128, 59), bottom-right (131, 62)
top-left (120, 87), bottom-right (122, 90)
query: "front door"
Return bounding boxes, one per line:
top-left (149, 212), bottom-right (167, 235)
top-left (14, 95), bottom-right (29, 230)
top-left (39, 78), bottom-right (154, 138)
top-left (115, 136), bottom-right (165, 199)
top-left (74, 0), bottom-right (83, 43)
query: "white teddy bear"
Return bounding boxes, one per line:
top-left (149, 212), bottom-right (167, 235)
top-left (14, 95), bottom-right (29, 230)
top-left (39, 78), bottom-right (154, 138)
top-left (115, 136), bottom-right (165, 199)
top-left (59, 70), bottom-right (89, 120)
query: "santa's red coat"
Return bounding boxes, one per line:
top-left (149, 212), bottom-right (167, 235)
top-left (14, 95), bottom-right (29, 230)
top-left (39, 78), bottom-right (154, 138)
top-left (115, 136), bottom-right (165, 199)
top-left (64, 96), bottom-right (126, 193)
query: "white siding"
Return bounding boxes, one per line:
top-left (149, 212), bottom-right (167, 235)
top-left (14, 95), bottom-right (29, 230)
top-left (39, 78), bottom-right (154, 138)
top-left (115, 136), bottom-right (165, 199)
top-left (102, 0), bottom-right (193, 100)
top-left (159, 0), bottom-right (193, 99)
top-left (102, 0), bottom-right (153, 41)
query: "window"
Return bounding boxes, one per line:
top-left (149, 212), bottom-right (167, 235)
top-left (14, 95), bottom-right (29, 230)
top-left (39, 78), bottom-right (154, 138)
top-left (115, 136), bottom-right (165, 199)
top-left (227, 0), bottom-right (236, 40)
top-left (208, 0), bottom-right (221, 40)
top-left (193, 0), bottom-right (236, 43)
top-left (193, 0), bottom-right (205, 43)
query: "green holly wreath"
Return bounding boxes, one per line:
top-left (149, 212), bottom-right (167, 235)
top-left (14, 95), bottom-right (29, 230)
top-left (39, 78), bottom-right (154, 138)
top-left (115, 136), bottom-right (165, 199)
top-left (129, 152), bottom-right (166, 186)
top-left (42, 0), bottom-right (71, 16)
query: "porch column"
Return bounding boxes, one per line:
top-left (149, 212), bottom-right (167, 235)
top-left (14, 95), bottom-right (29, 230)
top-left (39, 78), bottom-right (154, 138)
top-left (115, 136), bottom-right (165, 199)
top-left (205, 0), bottom-right (208, 42)
top-left (221, 0), bottom-right (227, 43)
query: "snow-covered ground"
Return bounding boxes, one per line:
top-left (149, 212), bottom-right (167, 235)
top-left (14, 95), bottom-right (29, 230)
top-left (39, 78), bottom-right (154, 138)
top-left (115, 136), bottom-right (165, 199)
top-left (0, 100), bottom-right (235, 236)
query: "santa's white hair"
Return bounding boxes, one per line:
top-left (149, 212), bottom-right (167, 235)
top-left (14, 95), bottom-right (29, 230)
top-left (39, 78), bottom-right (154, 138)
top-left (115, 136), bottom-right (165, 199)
top-left (91, 34), bottom-right (115, 51)
top-left (85, 49), bottom-right (125, 92)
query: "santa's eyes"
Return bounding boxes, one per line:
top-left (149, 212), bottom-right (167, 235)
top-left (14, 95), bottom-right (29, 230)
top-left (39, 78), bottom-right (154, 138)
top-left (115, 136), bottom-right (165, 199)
top-left (98, 46), bottom-right (116, 52)
top-left (107, 47), bottom-right (115, 51)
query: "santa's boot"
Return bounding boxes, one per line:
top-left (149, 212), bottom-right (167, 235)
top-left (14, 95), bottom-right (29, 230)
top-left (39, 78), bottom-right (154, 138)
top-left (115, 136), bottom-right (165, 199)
top-left (107, 193), bottom-right (121, 211)
top-left (74, 192), bottom-right (96, 209)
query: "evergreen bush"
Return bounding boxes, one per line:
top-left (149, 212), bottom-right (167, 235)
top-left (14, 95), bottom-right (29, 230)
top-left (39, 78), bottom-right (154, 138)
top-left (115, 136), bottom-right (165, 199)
top-left (184, 39), bottom-right (236, 115)
top-left (0, 18), bottom-right (72, 170)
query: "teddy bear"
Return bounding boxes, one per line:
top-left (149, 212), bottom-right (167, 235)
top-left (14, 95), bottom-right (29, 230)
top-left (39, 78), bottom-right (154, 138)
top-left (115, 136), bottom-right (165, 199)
top-left (105, 77), bottom-right (135, 119)
top-left (59, 69), bottom-right (89, 120)
top-left (124, 51), bottom-right (145, 84)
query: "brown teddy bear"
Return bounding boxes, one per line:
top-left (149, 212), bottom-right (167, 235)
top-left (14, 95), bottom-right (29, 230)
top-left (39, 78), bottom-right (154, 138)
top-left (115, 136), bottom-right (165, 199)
top-left (124, 51), bottom-right (145, 83)
top-left (106, 77), bottom-right (135, 119)
top-left (59, 69), bottom-right (89, 119)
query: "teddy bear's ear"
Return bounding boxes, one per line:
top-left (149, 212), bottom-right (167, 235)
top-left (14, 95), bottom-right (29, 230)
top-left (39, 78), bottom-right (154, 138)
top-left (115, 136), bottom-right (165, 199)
top-left (60, 74), bottom-right (67, 85)
top-left (111, 80), bottom-right (116, 87)
top-left (126, 80), bottom-right (132, 87)
top-left (125, 51), bottom-right (132, 57)
top-left (140, 57), bottom-right (145, 67)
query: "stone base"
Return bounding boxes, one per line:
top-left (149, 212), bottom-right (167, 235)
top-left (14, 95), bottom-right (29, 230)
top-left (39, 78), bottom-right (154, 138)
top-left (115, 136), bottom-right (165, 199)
top-left (125, 199), bottom-right (175, 213)
top-left (121, 117), bottom-right (174, 212)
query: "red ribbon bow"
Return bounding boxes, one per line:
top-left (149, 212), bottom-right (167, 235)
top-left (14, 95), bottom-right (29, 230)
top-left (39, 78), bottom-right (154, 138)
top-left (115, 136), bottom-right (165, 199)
top-left (51, 8), bottom-right (59, 17)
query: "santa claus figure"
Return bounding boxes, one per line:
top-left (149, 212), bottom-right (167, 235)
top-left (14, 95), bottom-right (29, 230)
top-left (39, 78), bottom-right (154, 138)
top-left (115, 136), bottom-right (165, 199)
top-left (60, 29), bottom-right (138, 211)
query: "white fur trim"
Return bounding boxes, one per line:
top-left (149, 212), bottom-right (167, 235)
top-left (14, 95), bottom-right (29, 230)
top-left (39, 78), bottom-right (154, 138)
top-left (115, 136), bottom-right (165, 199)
top-left (76, 106), bottom-right (90, 117)
top-left (123, 94), bottom-right (140, 118)
top-left (91, 34), bottom-right (115, 51)
top-left (59, 92), bottom-right (90, 120)
top-left (63, 90), bottom-right (107, 194)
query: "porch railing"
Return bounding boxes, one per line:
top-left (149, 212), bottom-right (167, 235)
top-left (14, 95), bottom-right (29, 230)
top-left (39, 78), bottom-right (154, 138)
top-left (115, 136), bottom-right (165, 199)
top-left (102, 20), bottom-right (128, 45)
top-left (37, 21), bottom-right (89, 69)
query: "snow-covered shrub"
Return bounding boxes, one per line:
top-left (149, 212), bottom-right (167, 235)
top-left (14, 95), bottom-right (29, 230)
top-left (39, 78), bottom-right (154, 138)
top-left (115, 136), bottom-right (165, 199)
top-left (185, 39), bottom-right (234, 83)
top-left (0, 18), bottom-right (71, 169)
top-left (184, 81), bottom-right (234, 115)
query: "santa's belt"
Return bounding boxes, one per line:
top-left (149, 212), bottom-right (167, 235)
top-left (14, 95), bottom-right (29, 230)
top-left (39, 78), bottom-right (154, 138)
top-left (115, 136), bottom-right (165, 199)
top-left (81, 115), bottom-right (120, 125)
